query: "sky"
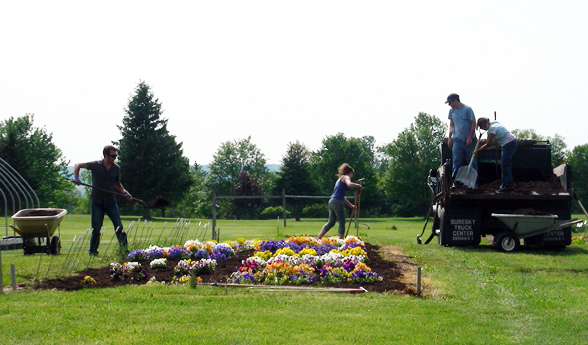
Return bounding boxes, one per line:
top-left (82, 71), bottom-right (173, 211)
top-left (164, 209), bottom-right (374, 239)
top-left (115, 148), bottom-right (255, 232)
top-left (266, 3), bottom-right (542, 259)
top-left (1, 1), bottom-right (587, 166)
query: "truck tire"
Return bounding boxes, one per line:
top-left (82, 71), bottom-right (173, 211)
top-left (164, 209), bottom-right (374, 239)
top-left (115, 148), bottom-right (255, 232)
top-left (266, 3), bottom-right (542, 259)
top-left (494, 231), bottom-right (520, 252)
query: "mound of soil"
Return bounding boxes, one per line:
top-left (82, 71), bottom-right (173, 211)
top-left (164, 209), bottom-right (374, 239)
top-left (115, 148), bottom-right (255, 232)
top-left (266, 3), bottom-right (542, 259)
top-left (35, 244), bottom-right (408, 293)
top-left (454, 174), bottom-right (566, 195)
top-left (20, 210), bottom-right (62, 217)
top-left (145, 196), bottom-right (170, 209)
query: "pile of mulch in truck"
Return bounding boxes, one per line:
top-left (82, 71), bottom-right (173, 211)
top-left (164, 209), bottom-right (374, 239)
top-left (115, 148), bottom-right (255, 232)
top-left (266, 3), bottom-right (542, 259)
top-left (453, 174), bottom-right (566, 195)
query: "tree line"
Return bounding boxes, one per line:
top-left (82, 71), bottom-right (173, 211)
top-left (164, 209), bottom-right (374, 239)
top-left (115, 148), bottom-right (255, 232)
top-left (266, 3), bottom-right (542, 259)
top-left (2, 81), bottom-right (587, 219)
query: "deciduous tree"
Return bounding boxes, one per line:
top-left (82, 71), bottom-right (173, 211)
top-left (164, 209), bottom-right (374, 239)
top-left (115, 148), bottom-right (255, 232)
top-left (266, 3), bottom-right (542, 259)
top-left (379, 113), bottom-right (446, 216)
top-left (511, 129), bottom-right (569, 166)
top-left (567, 144), bottom-right (588, 211)
top-left (0, 114), bottom-right (76, 210)
top-left (312, 133), bottom-right (383, 215)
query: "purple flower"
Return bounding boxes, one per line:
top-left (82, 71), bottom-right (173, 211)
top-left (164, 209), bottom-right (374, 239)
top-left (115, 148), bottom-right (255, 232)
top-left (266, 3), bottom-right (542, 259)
top-left (192, 249), bottom-right (210, 260)
top-left (167, 246), bottom-right (191, 260)
top-left (127, 249), bottom-right (146, 261)
top-left (258, 240), bottom-right (287, 253)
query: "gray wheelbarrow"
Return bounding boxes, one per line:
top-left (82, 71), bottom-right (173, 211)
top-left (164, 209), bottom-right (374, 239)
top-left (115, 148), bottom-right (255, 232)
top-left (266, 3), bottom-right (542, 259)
top-left (491, 213), bottom-right (583, 252)
top-left (10, 208), bottom-right (68, 255)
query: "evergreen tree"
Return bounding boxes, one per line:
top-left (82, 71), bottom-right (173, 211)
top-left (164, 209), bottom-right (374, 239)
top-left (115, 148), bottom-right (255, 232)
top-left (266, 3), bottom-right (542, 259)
top-left (114, 81), bottom-right (193, 215)
top-left (273, 141), bottom-right (318, 221)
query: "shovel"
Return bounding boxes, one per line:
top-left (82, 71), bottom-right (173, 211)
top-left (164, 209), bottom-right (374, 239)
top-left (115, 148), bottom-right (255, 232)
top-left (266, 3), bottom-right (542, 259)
top-left (345, 178), bottom-right (364, 238)
top-left (73, 181), bottom-right (150, 208)
top-left (454, 137), bottom-right (481, 189)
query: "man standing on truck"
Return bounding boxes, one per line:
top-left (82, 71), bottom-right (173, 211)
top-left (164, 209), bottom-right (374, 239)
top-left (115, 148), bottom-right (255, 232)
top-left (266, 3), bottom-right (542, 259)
top-left (73, 145), bottom-right (132, 255)
top-left (446, 93), bottom-right (477, 184)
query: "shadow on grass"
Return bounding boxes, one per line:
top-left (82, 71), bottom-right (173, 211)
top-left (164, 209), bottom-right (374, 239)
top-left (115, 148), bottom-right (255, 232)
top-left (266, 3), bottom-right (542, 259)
top-left (448, 242), bottom-right (588, 256)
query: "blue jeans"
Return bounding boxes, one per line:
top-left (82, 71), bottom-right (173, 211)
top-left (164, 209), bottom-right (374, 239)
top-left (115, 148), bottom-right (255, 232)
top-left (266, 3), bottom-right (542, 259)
top-left (322, 198), bottom-right (346, 237)
top-left (90, 199), bottom-right (127, 254)
top-left (500, 140), bottom-right (517, 190)
top-left (452, 138), bottom-right (477, 179)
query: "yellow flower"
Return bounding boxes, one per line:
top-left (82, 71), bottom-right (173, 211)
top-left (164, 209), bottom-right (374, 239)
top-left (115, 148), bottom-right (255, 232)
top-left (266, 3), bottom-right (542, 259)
top-left (298, 248), bottom-right (317, 256)
top-left (255, 250), bottom-right (272, 261)
top-left (274, 247), bottom-right (296, 257)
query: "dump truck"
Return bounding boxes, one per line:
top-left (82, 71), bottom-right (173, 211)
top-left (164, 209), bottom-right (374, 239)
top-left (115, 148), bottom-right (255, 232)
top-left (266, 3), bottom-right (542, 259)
top-left (419, 138), bottom-right (580, 252)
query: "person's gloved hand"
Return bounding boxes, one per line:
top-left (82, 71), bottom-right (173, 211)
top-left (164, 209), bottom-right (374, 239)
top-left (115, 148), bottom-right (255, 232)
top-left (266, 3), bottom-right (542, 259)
top-left (123, 191), bottom-right (133, 201)
top-left (73, 175), bottom-right (81, 185)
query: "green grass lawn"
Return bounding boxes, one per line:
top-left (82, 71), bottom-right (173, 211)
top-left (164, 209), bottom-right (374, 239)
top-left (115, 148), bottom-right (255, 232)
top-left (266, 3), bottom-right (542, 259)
top-left (1, 214), bottom-right (588, 344)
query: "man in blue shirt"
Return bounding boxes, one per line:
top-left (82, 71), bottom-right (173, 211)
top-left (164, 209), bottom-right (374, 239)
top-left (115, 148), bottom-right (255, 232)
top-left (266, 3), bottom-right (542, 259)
top-left (446, 93), bottom-right (477, 182)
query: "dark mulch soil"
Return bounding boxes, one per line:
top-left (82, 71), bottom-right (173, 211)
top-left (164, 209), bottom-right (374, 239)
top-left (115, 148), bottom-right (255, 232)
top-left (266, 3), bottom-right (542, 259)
top-left (145, 195), bottom-right (170, 209)
top-left (20, 210), bottom-right (62, 217)
top-left (453, 174), bottom-right (566, 195)
top-left (35, 243), bottom-right (407, 293)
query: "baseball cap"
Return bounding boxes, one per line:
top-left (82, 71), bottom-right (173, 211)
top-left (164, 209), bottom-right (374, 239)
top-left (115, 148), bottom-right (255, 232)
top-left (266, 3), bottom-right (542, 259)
top-left (445, 93), bottom-right (459, 103)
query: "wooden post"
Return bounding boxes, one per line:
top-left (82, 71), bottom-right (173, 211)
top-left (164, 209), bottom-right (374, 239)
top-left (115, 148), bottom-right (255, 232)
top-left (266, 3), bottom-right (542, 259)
top-left (417, 267), bottom-right (422, 293)
top-left (0, 250), bottom-right (3, 293)
top-left (11, 264), bottom-right (17, 291)
top-left (282, 189), bottom-right (286, 227)
top-left (211, 192), bottom-right (217, 241)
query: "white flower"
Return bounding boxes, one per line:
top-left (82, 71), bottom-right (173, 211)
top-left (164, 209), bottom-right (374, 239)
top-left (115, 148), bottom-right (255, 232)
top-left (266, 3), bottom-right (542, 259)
top-left (126, 262), bottom-right (141, 270)
top-left (150, 258), bottom-right (167, 268)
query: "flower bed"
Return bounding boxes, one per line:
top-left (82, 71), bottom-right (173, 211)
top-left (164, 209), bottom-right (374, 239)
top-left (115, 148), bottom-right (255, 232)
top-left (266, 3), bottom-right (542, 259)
top-left (120, 236), bottom-right (381, 286)
top-left (36, 237), bottom-right (406, 292)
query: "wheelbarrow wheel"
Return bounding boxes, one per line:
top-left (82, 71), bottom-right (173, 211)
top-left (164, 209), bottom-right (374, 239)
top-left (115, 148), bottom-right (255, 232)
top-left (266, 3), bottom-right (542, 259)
top-left (494, 231), bottom-right (520, 252)
top-left (50, 235), bottom-right (61, 255)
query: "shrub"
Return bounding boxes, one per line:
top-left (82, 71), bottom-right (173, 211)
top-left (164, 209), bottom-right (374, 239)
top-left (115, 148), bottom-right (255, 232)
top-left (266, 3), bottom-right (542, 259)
top-left (301, 204), bottom-right (328, 218)
top-left (260, 206), bottom-right (291, 220)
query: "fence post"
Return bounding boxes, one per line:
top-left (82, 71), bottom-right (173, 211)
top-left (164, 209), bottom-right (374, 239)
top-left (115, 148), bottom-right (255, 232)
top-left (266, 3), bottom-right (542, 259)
top-left (282, 189), bottom-right (286, 227)
top-left (211, 192), bottom-right (217, 241)
top-left (0, 249), bottom-right (3, 293)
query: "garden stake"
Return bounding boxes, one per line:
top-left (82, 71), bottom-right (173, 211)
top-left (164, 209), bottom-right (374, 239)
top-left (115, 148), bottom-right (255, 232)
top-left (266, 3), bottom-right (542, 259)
top-left (125, 221), bottom-right (136, 248)
top-left (69, 233), bottom-right (86, 274)
top-left (59, 235), bottom-right (77, 278)
top-left (155, 221), bottom-right (167, 246)
top-left (168, 219), bottom-right (179, 246)
top-left (87, 229), bottom-right (105, 268)
top-left (45, 237), bottom-right (59, 280)
top-left (175, 219), bottom-right (188, 245)
top-left (140, 223), bottom-right (149, 249)
top-left (192, 221), bottom-right (201, 241)
top-left (177, 220), bottom-right (186, 245)
top-left (164, 219), bottom-right (179, 246)
top-left (146, 223), bottom-right (156, 249)
top-left (101, 229), bottom-right (118, 264)
top-left (139, 220), bottom-right (148, 247)
top-left (34, 226), bottom-right (50, 284)
top-left (181, 221), bottom-right (191, 244)
top-left (202, 222), bottom-right (210, 241)
top-left (180, 220), bottom-right (190, 244)
top-left (199, 222), bottom-right (209, 241)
